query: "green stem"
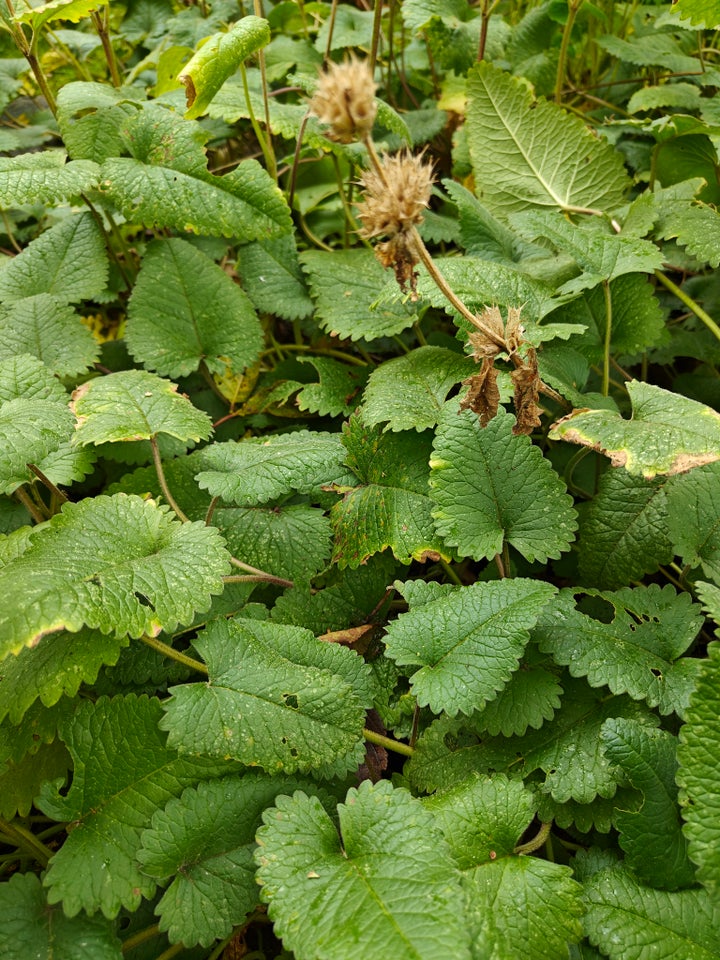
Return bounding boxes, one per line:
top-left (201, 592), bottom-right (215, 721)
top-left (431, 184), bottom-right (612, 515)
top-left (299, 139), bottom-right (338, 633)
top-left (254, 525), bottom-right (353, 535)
top-left (121, 924), bottom-right (162, 954)
top-left (654, 269), bottom-right (720, 344)
top-left (261, 342), bottom-right (368, 366)
top-left (363, 728), bottom-right (413, 756)
top-left (369, 0), bottom-right (383, 74)
top-left (555, 0), bottom-right (583, 103)
top-left (601, 278), bottom-right (612, 397)
top-left (155, 943), bottom-right (185, 960)
top-left (138, 634), bottom-right (209, 675)
top-left (253, 0), bottom-right (277, 182)
top-left (515, 821), bottom-right (552, 855)
top-left (150, 436), bottom-right (190, 523)
top-left (0, 818), bottom-right (53, 866)
top-left (27, 463), bottom-right (68, 503)
top-left (239, 63), bottom-right (274, 175)
top-left (439, 557), bottom-right (463, 585)
top-left (91, 7), bottom-right (122, 87)
top-left (323, 0), bottom-right (339, 61)
top-left (227, 555), bottom-right (295, 588)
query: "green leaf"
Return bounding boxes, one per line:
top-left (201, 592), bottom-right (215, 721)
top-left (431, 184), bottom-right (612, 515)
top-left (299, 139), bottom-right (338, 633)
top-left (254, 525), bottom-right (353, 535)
top-left (463, 857), bottom-right (584, 960)
top-left (583, 864), bottom-right (720, 960)
top-left (675, 0), bottom-right (720, 27)
top-left (577, 470), bottom-right (673, 589)
top-left (0, 151), bottom-right (99, 207)
top-left (0, 398), bottom-right (74, 495)
top-left (0, 354), bottom-right (67, 404)
top-left (550, 381), bottom-right (720, 478)
top-left (38, 695), bottom-right (233, 919)
top-left (255, 780), bottom-right (471, 960)
top-left (0, 739), bottom-right (71, 820)
top-left (466, 61), bottom-right (629, 218)
top-left (655, 202), bottom-right (720, 268)
top-left (236, 235), bottom-right (314, 321)
top-left (362, 346), bottom-right (476, 432)
top-left (0, 493), bottom-right (230, 652)
top-left (0, 212), bottom-right (108, 303)
top-left (138, 773), bottom-right (320, 947)
top-left (179, 16), bottom-right (271, 119)
top-left (424, 773), bottom-right (536, 867)
top-left (602, 718), bottom-right (695, 890)
top-left (0, 873), bottom-right (121, 960)
top-left (160, 617), bottom-right (369, 774)
top-left (126, 238), bottom-right (263, 378)
top-left (430, 405), bottom-right (578, 562)
top-left (56, 81), bottom-right (141, 163)
top-left (14, 0), bottom-right (109, 29)
top-left (666, 462), bottom-right (720, 581)
top-left (384, 578), bottom-right (556, 716)
top-left (473, 653), bottom-right (563, 737)
top-left (71, 370), bottom-right (213, 445)
top-left (300, 249), bottom-right (418, 341)
top-left (677, 642), bottom-right (720, 895)
top-left (628, 82), bottom-right (702, 115)
top-left (535, 585), bottom-right (703, 716)
top-left (196, 431), bottom-right (348, 504)
top-left (0, 294), bottom-right (100, 377)
top-left (295, 357), bottom-right (368, 418)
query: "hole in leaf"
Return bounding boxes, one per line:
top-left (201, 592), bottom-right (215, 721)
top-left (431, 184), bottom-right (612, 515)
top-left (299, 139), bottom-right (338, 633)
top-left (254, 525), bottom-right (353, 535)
top-left (290, 747), bottom-right (298, 758)
top-left (576, 595), bottom-right (614, 623)
top-left (650, 668), bottom-right (662, 678)
top-left (282, 693), bottom-right (299, 709)
top-left (133, 591), bottom-right (155, 610)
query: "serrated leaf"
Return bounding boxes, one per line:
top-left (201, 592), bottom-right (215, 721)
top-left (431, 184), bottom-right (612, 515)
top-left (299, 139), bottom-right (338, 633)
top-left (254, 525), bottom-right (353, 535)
top-left (14, 0), bottom-right (109, 29)
top-left (300, 249), bottom-right (417, 341)
top-left (628, 82), bottom-right (702, 115)
top-left (126, 238), bottom-right (263, 378)
top-left (295, 356), bottom-right (368, 417)
top-left (653, 201), bottom-right (720, 268)
top-left (196, 431), bottom-right (347, 504)
top-left (675, 0), bottom-right (720, 27)
top-left (0, 354), bottom-right (67, 404)
top-left (601, 718), bottom-right (695, 890)
top-left (0, 398), bottom-right (74, 495)
top-left (255, 781), bottom-right (471, 960)
top-left (430, 405), bottom-right (578, 562)
top-left (677, 642), bottom-right (720, 895)
top-left (535, 585), bottom-right (703, 716)
top-left (236, 235), bottom-right (313, 321)
top-left (384, 578), bottom-right (556, 716)
top-left (583, 864), bottom-right (720, 960)
top-left (536, 786), bottom-right (643, 836)
top-left (0, 212), bottom-right (108, 303)
top-left (0, 739), bottom-right (71, 820)
top-left (0, 294), bottom-right (100, 377)
top-left (71, 370), bottom-right (212, 445)
top-left (666, 461), bottom-right (720, 581)
top-left (466, 61), bottom-right (629, 218)
top-left (138, 773), bottom-right (320, 947)
top-left (179, 16), bottom-right (270, 119)
top-left (56, 81), bottom-right (141, 163)
top-left (577, 470), bottom-right (673, 589)
top-left (362, 346), bottom-right (476, 432)
top-left (550, 380), bottom-right (720, 478)
top-left (0, 873), bottom-right (121, 960)
top-left (38, 695), bottom-right (234, 919)
top-left (473, 656), bottom-right (563, 737)
top-left (0, 151), bottom-right (99, 207)
top-left (0, 493), bottom-right (230, 652)
top-left (160, 617), bottom-right (369, 774)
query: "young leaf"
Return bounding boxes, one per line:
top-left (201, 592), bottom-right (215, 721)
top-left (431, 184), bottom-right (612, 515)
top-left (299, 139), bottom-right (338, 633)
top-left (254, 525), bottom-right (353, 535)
top-left (0, 493), bottom-right (230, 652)
top-left (466, 61), bottom-right (629, 218)
top-left (13, 0), bottom-right (109, 30)
top-left (666, 462), bottom-right (720, 582)
top-left (362, 346), bottom-right (476, 432)
top-left (179, 16), bottom-right (271, 119)
top-left (0, 873), bottom-right (121, 960)
top-left (161, 617), bottom-right (370, 774)
top-left (126, 238), bottom-right (263, 378)
top-left (0, 294), bottom-right (100, 377)
top-left (0, 151), bottom-right (99, 207)
top-left (601, 718), bottom-right (695, 890)
top-left (255, 781), bottom-right (471, 960)
top-left (677, 642), bottom-right (720, 896)
top-left (39, 695), bottom-right (234, 919)
top-left (550, 381), bottom-right (720, 477)
top-left (384, 578), bottom-right (556, 716)
top-left (534, 585), bottom-right (703, 716)
top-left (583, 864), bottom-right (720, 960)
top-left (430, 405), bottom-right (578, 562)
top-left (138, 773), bottom-right (321, 948)
top-left (295, 356), bottom-right (368, 418)
top-left (71, 370), bottom-right (213, 445)
top-left (0, 212), bottom-right (108, 303)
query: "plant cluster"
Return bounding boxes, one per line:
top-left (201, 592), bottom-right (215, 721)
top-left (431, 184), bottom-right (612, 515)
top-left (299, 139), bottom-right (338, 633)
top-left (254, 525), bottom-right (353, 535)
top-left (1, 0), bottom-right (720, 958)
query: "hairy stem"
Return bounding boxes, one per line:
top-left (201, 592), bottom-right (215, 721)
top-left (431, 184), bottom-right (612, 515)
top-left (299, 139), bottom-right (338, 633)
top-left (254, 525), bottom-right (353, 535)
top-left (515, 820), bottom-right (553, 855)
top-left (150, 436), bottom-right (190, 523)
top-left (555, 0), bottom-right (583, 103)
top-left (121, 924), bottom-right (162, 954)
top-left (139, 634), bottom-right (209, 675)
top-left (601, 278), bottom-right (612, 396)
top-left (655, 269), bottom-right (720, 343)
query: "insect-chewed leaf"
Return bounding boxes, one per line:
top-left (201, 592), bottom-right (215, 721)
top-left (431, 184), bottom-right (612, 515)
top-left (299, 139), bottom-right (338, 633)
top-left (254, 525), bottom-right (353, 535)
top-left (384, 578), bottom-right (556, 716)
top-left (71, 369), bottom-right (213, 445)
top-left (0, 151), bottom-right (99, 208)
top-left (0, 493), bottom-right (230, 653)
top-left (160, 617), bottom-right (371, 774)
top-left (255, 780), bottom-right (471, 960)
top-left (550, 381), bottom-right (720, 478)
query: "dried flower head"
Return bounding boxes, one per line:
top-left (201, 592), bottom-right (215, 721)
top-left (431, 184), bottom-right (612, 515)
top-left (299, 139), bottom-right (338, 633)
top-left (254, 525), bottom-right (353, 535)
top-left (308, 56), bottom-right (377, 143)
top-left (356, 151), bottom-right (435, 239)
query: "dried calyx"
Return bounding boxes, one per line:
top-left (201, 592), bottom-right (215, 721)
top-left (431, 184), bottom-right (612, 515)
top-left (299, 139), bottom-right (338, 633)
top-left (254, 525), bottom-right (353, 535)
top-left (308, 55), bottom-right (377, 143)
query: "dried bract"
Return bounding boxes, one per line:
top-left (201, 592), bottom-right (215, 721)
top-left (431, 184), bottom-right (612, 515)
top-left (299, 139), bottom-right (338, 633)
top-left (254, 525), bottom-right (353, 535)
top-left (356, 151), bottom-right (434, 239)
top-left (308, 56), bottom-right (377, 143)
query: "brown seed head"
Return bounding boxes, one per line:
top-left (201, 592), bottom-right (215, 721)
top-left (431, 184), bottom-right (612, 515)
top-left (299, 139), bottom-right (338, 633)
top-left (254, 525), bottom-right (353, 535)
top-left (308, 56), bottom-right (377, 143)
top-left (356, 151), bottom-right (435, 239)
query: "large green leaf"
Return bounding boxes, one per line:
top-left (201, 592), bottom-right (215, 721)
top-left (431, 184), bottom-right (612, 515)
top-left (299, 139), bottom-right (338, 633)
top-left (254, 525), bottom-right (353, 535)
top-left (0, 151), bottom-right (99, 207)
top-left (466, 61), bottom-right (629, 218)
top-left (677, 642), bottom-right (720, 895)
top-left (56, 81), bottom-right (141, 163)
top-left (0, 873), bottom-right (121, 960)
top-left (602, 718), bottom-right (695, 890)
top-left (0, 398), bottom-right (74, 495)
top-left (655, 201), bottom-right (720, 268)
top-left (237, 235), bottom-right (313, 321)
top-left (0, 493), bottom-right (230, 653)
top-left (0, 294), bottom-right (99, 377)
top-left (255, 781), bottom-right (471, 960)
top-left (179, 16), bottom-right (271, 119)
top-left (472, 647), bottom-right (563, 737)
top-left (384, 578), bottom-right (556, 716)
top-left (430, 404), bottom-right (578, 562)
top-left (126, 238), bottom-right (263, 378)
top-left (161, 617), bottom-right (370, 774)
top-left (583, 864), bottom-right (720, 960)
top-left (0, 739), bottom-right (71, 820)
top-left (550, 381), bottom-right (720, 478)
top-left (534, 585), bottom-right (703, 716)
top-left (13, 0), bottom-right (109, 29)
top-left (666, 462), bottom-right (720, 582)
top-left (71, 370), bottom-right (213, 445)
top-left (39, 695), bottom-right (233, 919)
top-left (674, 0), bottom-right (720, 27)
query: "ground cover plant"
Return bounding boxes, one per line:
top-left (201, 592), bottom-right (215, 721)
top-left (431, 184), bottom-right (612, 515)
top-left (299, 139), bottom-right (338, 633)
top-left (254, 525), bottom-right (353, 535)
top-left (1, 0), bottom-right (720, 956)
